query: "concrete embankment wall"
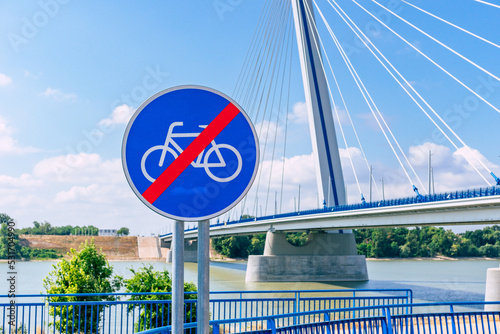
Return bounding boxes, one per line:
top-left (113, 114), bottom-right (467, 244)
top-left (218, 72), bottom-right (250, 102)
top-left (137, 236), bottom-right (162, 259)
top-left (19, 235), bottom-right (165, 260)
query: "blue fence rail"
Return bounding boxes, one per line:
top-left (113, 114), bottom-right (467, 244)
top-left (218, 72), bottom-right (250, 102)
top-left (0, 288), bottom-right (411, 334)
top-left (159, 185), bottom-right (500, 235)
top-left (136, 301), bottom-right (500, 334)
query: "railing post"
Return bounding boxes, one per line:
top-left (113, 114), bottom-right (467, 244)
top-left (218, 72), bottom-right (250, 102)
top-left (267, 319), bottom-right (277, 334)
top-left (383, 307), bottom-right (393, 334)
top-left (450, 305), bottom-right (457, 334)
top-left (115, 294), bottom-right (118, 334)
top-left (324, 312), bottom-right (332, 334)
top-left (294, 292), bottom-right (300, 325)
top-left (239, 292), bottom-right (243, 331)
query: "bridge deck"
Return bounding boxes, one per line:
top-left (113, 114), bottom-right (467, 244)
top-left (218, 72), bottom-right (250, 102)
top-left (160, 186), bottom-right (500, 241)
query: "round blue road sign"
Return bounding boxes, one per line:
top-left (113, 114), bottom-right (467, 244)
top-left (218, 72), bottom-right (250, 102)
top-left (122, 85), bottom-right (259, 221)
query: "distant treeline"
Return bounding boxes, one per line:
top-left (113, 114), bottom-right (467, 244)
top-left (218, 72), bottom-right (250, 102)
top-left (211, 225), bottom-right (500, 259)
top-left (18, 221), bottom-right (99, 236)
top-left (18, 221), bottom-right (130, 236)
top-left (356, 225), bottom-right (500, 258)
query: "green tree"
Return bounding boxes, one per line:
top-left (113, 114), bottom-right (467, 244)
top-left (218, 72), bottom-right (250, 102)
top-left (357, 242), bottom-right (372, 257)
top-left (117, 227), bottom-right (130, 236)
top-left (479, 244), bottom-right (500, 257)
top-left (124, 264), bottom-right (197, 332)
top-left (248, 234), bottom-right (266, 255)
top-left (371, 229), bottom-right (391, 257)
top-left (0, 214), bottom-right (22, 260)
top-left (286, 232), bottom-right (309, 247)
top-left (212, 235), bottom-right (251, 258)
top-left (43, 239), bottom-right (122, 333)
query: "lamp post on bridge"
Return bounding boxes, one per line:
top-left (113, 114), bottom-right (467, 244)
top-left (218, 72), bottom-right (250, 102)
top-left (428, 150), bottom-right (433, 195)
top-left (381, 177), bottom-right (385, 201)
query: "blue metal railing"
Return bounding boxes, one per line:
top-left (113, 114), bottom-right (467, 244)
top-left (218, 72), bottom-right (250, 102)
top-left (136, 300), bottom-right (500, 334)
top-left (159, 185), bottom-right (500, 236)
top-left (0, 289), bottom-right (411, 333)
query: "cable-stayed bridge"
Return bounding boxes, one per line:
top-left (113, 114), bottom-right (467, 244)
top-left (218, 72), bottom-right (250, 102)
top-left (157, 0), bottom-right (500, 282)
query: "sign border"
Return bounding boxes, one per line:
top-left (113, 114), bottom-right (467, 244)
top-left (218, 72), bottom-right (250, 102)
top-left (122, 85), bottom-right (260, 222)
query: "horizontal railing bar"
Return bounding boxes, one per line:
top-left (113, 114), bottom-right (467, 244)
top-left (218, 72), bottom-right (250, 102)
top-left (136, 300), bottom-right (500, 334)
top-left (0, 288), bottom-right (412, 299)
top-left (49, 300), bottom-right (195, 306)
top-left (208, 300), bottom-right (500, 325)
top-left (0, 302), bottom-right (45, 307)
top-left (300, 296), bottom-right (407, 301)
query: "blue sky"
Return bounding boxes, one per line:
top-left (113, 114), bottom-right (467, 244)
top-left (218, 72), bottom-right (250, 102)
top-left (0, 0), bottom-right (499, 235)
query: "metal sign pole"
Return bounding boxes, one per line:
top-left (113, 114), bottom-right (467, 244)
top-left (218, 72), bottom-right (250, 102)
top-left (122, 85), bottom-right (259, 331)
top-left (198, 220), bottom-right (210, 334)
top-left (172, 220), bottom-right (185, 334)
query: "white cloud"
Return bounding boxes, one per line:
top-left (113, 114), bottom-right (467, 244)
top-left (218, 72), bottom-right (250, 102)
top-left (0, 174), bottom-right (42, 188)
top-left (332, 106), bottom-right (351, 126)
top-left (33, 153), bottom-right (122, 184)
top-left (408, 142), bottom-right (452, 168)
top-left (0, 73), bottom-right (12, 86)
top-left (289, 101), bottom-right (308, 124)
top-left (55, 184), bottom-right (100, 202)
top-left (99, 104), bottom-right (135, 126)
top-left (41, 87), bottom-right (77, 102)
top-left (0, 116), bottom-right (38, 156)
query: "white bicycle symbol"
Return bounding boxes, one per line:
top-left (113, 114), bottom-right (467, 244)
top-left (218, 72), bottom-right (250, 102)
top-left (141, 122), bottom-right (242, 183)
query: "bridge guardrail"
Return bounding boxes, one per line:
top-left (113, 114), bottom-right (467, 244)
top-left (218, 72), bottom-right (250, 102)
top-left (136, 300), bottom-right (500, 334)
top-left (0, 288), bottom-right (411, 334)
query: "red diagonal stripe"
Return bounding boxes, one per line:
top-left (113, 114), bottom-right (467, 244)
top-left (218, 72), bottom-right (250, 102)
top-left (142, 102), bottom-right (240, 204)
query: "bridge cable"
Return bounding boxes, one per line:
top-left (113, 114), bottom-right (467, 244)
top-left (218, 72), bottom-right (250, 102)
top-left (265, 17), bottom-right (294, 215)
top-left (236, 0), bottom-right (291, 218)
top-left (348, 0), bottom-right (496, 185)
top-left (369, 0), bottom-right (500, 83)
top-left (349, 1), bottom-right (500, 116)
top-left (316, 0), bottom-right (425, 194)
top-left (251, 0), bottom-right (293, 217)
top-left (230, 0), bottom-right (285, 219)
top-left (247, 0), bottom-right (289, 131)
top-left (239, 0), bottom-right (284, 119)
top-left (233, 1), bottom-right (274, 100)
top-left (280, 36), bottom-right (294, 213)
top-left (401, 1), bottom-right (500, 50)
top-left (325, 0), bottom-right (429, 194)
top-left (474, 0), bottom-right (500, 10)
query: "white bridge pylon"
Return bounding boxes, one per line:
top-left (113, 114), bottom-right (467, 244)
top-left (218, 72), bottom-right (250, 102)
top-left (292, 0), bottom-right (346, 207)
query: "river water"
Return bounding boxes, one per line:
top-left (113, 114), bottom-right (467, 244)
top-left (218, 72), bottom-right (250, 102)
top-left (2, 259), bottom-right (498, 303)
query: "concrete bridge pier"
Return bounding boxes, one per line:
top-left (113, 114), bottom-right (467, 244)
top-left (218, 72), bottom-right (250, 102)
top-left (165, 239), bottom-right (198, 263)
top-left (245, 230), bottom-right (368, 282)
top-left (485, 264), bottom-right (500, 311)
